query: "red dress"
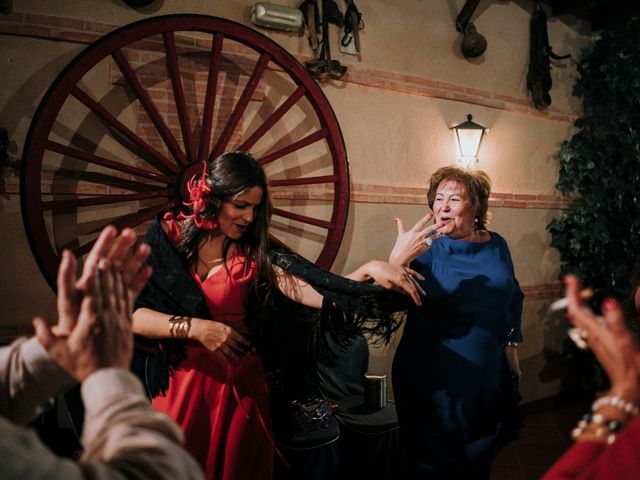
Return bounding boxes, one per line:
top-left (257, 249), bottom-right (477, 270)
top-left (543, 417), bottom-right (640, 479)
top-left (152, 226), bottom-right (273, 479)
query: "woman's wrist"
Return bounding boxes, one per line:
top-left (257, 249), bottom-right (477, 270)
top-left (168, 315), bottom-right (192, 339)
top-left (572, 390), bottom-right (639, 444)
top-left (349, 260), bottom-right (377, 282)
top-left (609, 384), bottom-right (640, 408)
top-left (388, 253), bottom-right (408, 266)
top-left (185, 317), bottom-right (201, 341)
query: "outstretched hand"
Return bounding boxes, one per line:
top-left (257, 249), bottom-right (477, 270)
top-left (389, 213), bottom-right (445, 266)
top-left (35, 226), bottom-right (152, 381)
top-left (565, 275), bottom-right (640, 404)
top-left (362, 260), bottom-right (426, 306)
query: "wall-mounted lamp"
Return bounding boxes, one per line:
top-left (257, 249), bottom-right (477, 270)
top-left (452, 114), bottom-right (487, 168)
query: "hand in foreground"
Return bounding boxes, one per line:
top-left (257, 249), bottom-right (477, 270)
top-left (389, 213), bottom-right (445, 266)
top-left (363, 260), bottom-right (426, 307)
top-left (34, 257), bottom-right (135, 381)
top-left (565, 274), bottom-right (640, 404)
top-left (56, 226), bottom-right (152, 336)
top-left (191, 319), bottom-right (254, 361)
top-left (34, 225), bottom-right (152, 380)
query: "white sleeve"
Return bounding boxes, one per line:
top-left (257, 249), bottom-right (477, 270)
top-left (79, 368), bottom-right (204, 480)
top-left (0, 337), bottom-right (75, 425)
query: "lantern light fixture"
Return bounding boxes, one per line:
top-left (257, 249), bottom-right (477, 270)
top-left (452, 114), bottom-right (487, 168)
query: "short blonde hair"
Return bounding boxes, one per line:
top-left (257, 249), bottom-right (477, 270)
top-left (426, 166), bottom-right (491, 230)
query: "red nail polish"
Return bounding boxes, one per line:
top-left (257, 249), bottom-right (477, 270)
top-left (603, 298), bottom-right (618, 311)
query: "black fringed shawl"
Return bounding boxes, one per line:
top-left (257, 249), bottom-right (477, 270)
top-left (133, 218), bottom-right (409, 400)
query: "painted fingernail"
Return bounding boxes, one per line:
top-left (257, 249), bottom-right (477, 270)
top-left (603, 298), bottom-right (618, 311)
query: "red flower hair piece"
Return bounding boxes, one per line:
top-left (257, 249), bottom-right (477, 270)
top-left (180, 162), bottom-right (218, 230)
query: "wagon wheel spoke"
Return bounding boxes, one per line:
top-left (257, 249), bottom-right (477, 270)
top-left (163, 31), bottom-right (196, 162)
top-left (112, 48), bottom-right (187, 165)
top-left (71, 86), bottom-right (178, 175)
top-left (42, 189), bottom-right (173, 210)
top-left (198, 33), bottom-right (223, 162)
top-left (45, 140), bottom-right (172, 183)
top-left (238, 86), bottom-right (305, 152)
top-left (259, 129), bottom-right (328, 166)
top-left (272, 208), bottom-right (334, 230)
top-left (210, 52), bottom-right (270, 159)
top-left (269, 174), bottom-right (338, 187)
top-left (62, 201), bottom-right (174, 258)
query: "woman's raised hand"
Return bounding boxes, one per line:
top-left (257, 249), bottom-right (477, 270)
top-left (565, 275), bottom-right (640, 404)
top-left (389, 213), bottom-right (445, 266)
top-left (191, 319), bottom-right (254, 361)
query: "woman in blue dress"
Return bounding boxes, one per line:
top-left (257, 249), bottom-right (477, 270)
top-left (389, 166), bottom-right (524, 479)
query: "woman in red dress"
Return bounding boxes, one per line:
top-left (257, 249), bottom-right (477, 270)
top-left (131, 151), bottom-right (427, 479)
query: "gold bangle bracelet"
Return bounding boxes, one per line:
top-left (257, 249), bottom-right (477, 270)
top-left (168, 315), bottom-right (192, 338)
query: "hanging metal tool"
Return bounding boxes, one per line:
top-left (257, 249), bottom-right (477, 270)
top-left (340, 0), bottom-right (363, 55)
top-left (301, 0), bottom-right (347, 80)
top-left (299, 0), bottom-right (320, 52)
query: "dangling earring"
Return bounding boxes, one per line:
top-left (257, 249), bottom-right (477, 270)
top-left (474, 217), bottom-right (479, 230)
top-left (196, 215), bottom-right (218, 231)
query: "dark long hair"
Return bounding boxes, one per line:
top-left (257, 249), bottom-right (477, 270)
top-left (175, 151), bottom-right (276, 293)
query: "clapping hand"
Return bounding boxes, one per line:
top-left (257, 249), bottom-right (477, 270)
top-left (34, 226), bottom-right (152, 381)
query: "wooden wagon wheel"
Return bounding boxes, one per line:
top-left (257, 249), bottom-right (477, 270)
top-left (21, 14), bottom-right (349, 290)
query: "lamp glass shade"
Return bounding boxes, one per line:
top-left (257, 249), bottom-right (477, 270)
top-left (452, 114), bottom-right (486, 167)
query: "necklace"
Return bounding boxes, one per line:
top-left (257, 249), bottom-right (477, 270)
top-left (197, 255), bottom-right (224, 270)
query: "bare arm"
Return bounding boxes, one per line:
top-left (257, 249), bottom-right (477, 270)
top-left (132, 308), bottom-right (252, 361)
top-left (274, 260), bottom-right (426, 309)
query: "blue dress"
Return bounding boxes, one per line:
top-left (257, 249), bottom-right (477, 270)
top-left (392, 232), bottom-right (524, 479)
